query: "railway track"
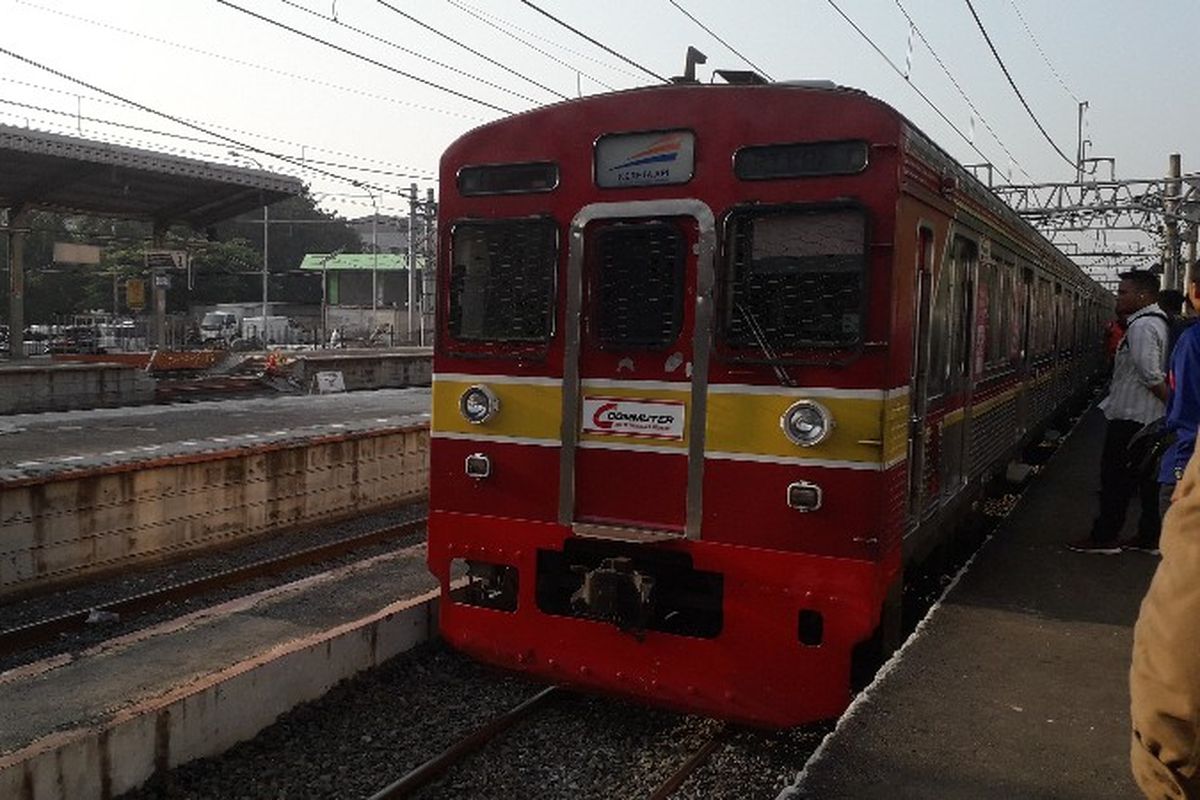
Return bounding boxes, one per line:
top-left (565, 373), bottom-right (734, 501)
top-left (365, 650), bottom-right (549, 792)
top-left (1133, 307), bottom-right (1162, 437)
top-left (366, 682), bottom-right (732, 800)
top-left (647, 724), bottom-right (731, 800)
top-left (368, 686), bottom-right (563, 799)
top-left (0, 515), bottom-right (428, 659)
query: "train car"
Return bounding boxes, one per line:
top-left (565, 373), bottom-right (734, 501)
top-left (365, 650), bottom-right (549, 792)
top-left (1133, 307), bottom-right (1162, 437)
top-left (427, 77), bottom-right (1110, 728)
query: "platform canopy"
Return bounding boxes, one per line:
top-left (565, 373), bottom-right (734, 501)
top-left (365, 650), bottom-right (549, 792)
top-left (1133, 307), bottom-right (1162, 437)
top-left (0, 124), bottom-right (303, 227)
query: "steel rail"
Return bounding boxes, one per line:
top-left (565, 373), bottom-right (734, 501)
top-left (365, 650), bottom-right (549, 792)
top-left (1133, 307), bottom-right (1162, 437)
top-left (368, 685), bottom-right (562, 800)
top-left (647, 725), bottom-right (730, 800)
top-left (0, 515), bottom-right (428, 657)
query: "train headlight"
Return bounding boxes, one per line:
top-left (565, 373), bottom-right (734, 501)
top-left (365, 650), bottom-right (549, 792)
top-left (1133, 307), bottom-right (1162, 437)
top-left (780, 400), bottom-right (834, 447)
top-left (459, 384), bottom-right (500, 424)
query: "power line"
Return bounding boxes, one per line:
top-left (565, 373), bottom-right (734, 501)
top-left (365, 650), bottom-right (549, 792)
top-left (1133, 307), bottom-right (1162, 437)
top-left (0, 97), bottom-right (437, 181)
top-left (0, 76), bottom-right (437, 178)
top-left (12, 0), bottom-right (485, 122)
top-left (666, 1), bottom-right (773, 81)
top-left (373, 0), bottom-right (568, 101)
top-left (0, 44), bottom-right (398, 197)
top-left (276, 0), bottom-right (544, 105)
top-left (213, 0), bottom-right (513, 115)
top-left (823, 0), bottom-right (1000, 176)
top-left (444, 0), bottom-right (642, 80)
top-left (517, 1), bottom-right (668, 84)
top-left (443, 0), bottom-right (618, 91)
top-left (1006, 0), bottom-right (1081, 104)
top-left (892, 0), bottom-right (1033, 182)
top-left (962, 0), bottom-right (1076, 169)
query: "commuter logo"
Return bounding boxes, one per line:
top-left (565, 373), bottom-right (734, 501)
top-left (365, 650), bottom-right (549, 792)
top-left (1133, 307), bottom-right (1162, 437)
top-left (582, 397), bottom-right (686, 439)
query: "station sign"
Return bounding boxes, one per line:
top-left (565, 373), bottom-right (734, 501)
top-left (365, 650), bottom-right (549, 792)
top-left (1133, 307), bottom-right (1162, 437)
top-left (53, 242), bottom-right (101, 265)
top-left (126, 278), bottom-right (145, 309)
top-left (145, 250), bottom-right (189, 270)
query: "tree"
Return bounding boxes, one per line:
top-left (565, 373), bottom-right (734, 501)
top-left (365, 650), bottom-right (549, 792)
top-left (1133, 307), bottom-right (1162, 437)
top-left (214, 190), bottom-right (364, 304)
top-left (2, 189), bottom-right (364, 321)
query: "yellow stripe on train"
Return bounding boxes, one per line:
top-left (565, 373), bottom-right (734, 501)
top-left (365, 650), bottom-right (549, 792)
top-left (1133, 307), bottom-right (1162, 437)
top-left (706, 391), bottom-right (902, 464)
top-left (432, 376), bottom-right (907, 467)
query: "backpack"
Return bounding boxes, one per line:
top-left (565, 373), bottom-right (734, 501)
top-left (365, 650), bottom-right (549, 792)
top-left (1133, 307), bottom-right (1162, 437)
top-left (1126, 417), bottom-right (1176, 483)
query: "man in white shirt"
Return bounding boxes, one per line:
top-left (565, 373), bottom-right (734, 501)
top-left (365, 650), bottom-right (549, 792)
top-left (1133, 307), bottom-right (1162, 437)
top-left (1068, 269), bottom-right (1169, 554)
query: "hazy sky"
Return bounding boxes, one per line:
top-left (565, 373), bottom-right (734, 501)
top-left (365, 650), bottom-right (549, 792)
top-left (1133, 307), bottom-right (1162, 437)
top-left (2, 0), bottom-right (1196, 265)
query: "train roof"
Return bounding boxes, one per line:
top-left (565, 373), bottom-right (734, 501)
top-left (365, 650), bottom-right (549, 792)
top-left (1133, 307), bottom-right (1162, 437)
top-left (445, 82), bottom-right (1105, 298)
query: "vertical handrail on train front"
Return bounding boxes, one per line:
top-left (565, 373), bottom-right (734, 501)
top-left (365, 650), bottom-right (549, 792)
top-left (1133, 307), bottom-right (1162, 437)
top-left (558, 199), bottom-right (717, 540)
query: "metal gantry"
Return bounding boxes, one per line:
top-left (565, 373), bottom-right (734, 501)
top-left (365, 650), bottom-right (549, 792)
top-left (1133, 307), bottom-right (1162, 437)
top-left (993, 165), bottom-right (1200, 290)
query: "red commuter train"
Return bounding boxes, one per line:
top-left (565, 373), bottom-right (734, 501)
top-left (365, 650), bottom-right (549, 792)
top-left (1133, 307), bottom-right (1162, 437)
top-left (427, 78), bottom-right (1110, 728)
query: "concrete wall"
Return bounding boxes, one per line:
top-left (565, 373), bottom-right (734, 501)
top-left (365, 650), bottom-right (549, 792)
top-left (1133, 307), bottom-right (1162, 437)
top-left (292, 350), bottom-right (432, 392)
top-left (0, 425), bottom-right (428, 599)
top-left (0, 363), bottom-right (155, 415)
top-left (0, 590), bottom-right (440, 800)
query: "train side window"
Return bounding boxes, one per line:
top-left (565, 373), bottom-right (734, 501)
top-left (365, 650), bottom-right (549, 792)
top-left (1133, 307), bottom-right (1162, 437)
top-left (1019, 267), bottom-right (1033, 363)
top-left (927, 248), bottom-right (954, 398)
top-left (952, 237), bottom-right (977, 378)
top-left (448, 218), bottom-right (558, 343)
top-left (982, 256), bottom-right (1017, 370)
top-left (723, 206), bottom-right (867, 351)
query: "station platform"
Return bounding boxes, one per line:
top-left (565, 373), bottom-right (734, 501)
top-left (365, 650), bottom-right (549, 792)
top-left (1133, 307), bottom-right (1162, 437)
top-left (789, 407), bottom-right (1158, 799)
top-left (0, 544), bottom-right (443, 800)
top-left (0, 390), bottom-right (431, 600)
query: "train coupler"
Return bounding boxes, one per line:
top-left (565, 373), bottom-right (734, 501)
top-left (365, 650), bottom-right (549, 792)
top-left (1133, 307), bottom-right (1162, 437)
top-left (570, 557), bottom-right (656, 636)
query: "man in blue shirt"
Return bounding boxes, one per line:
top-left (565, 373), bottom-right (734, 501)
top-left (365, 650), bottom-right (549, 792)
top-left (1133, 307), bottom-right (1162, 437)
top-left (1154, 276), bottom-right (1200, 541)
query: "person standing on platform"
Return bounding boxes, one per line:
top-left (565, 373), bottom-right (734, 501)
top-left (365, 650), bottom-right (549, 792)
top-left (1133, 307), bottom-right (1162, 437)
top-left (1159, 288), bottom-right (1186, 322)
top-left (1068, 270), bottom-right (1168, 554)
top-left (1155, 275), bottom-right (1200, 527)
top-left (1130, 446), bottom-right (1200, 797)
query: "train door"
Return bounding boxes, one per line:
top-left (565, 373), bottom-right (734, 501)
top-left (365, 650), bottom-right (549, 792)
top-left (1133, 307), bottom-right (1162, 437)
top-left (907, 227), bottom-right (935, 526)
top-left (939, 235), bottom-right (977, 501)
top-left (558, 200), bottom-right (716, 540)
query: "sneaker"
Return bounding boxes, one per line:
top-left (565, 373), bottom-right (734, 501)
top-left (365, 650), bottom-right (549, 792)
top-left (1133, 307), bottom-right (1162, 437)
top-left (1119, 538), bottom-right (1162, 556)
top-left (1065, 537), bottom-right (1122, 555)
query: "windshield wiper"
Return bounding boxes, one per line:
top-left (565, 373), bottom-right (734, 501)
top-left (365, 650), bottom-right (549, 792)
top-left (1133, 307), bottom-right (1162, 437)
top-left (736, 303), bottom-right (796, 387)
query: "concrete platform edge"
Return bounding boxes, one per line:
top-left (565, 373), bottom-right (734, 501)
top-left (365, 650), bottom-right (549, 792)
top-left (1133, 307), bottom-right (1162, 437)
top-left (780, 407), bottom-right (1093, 799)
top-left (0, 589), bottom-right (442, 800)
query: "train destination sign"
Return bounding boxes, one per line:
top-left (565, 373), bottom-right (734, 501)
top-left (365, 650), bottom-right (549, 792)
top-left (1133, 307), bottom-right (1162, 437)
top-left (595, 130), bottom-right (695, 188)
top-left (582, 397), bottom-right (687, 440)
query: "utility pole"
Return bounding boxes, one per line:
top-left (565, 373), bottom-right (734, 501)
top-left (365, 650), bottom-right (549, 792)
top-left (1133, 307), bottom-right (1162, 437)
top-left (262, 201), bottom-right (269, 330)
top-left (1165, 154), bottom-right (1182, 291)
top-left (6, 206), bottom-right (29, 360)
top-left (408, 182), bottom-right (417, 344)
top-left (421, 187), bottom-right (437, 346)
top-left (1075, 101), bottom-right (1089, 183)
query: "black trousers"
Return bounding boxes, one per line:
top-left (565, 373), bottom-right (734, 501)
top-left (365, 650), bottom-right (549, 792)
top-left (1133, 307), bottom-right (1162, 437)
top-left (1091, 418), bottom-right (1162, 544)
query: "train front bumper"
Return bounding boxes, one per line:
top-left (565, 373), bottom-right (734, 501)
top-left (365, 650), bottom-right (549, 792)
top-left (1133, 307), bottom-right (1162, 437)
top-left (428, 510), bottom-right (886, 728)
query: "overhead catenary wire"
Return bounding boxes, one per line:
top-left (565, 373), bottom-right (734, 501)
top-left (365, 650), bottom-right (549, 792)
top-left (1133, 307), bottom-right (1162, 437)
top-left (0, 44), bottom-right (403, 198)
top-left (962, 0), bottom-right (1076, 169)
top-left (373, 0), bottom-right (568, 101)
top-left (823, 0), bottom-right (1001, 176)
top-left (443, 0), bottom-right (618, 91)
top-left (1006, 0), bottom-right (1081, 104)
top-left (444, 0), bottom-right (642, 80)
top-left (276, 0), bottom-right (544, 105)
top-left (0, 97), bottom-right (437, 181)
top-left (12, 0), bottom-right (484, 122)
top-left (0, 76), bottom-right (437, 177)
top-left (666, 0), bottom-right (773, 81)
top-left (213, 0), bottom-right (513, 115)
top-left (892, 0), bottom-right (1033, 182)
top-left (517, 0), bottom-right (669, 85)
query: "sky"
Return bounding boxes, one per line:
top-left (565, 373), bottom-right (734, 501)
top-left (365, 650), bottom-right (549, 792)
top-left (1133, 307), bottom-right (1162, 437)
top-left (2, 0), bottom-right (1198, 272)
